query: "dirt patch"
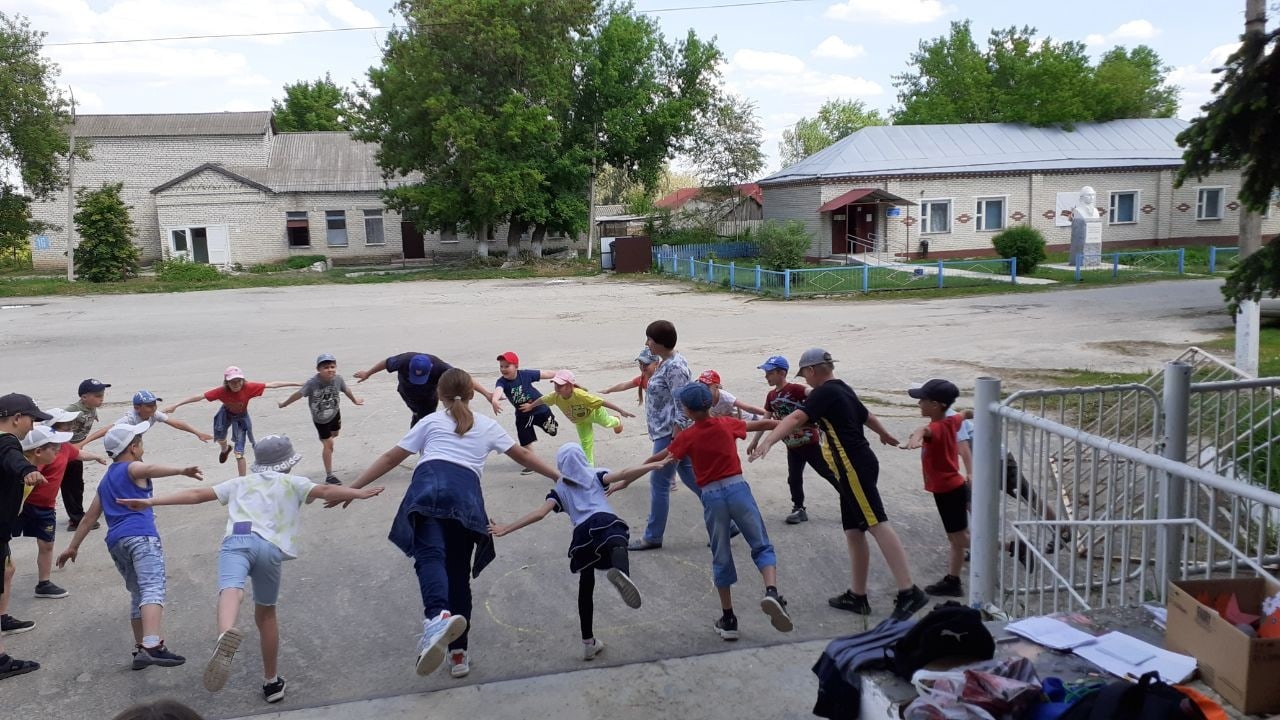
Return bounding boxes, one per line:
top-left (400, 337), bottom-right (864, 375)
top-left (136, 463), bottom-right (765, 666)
top-left (1084, 340), bottom-right (1187, 358)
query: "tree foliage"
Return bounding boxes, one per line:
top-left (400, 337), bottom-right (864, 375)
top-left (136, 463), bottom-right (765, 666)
top-left (686, 93), bottom-right (764, 188)
top-left (271, 74), bottom-right (353, 132)
top-left (73, 183), bottom-right (140, 282)
top-left (779, 99), bottom-right (885, 168)
top-left (756, 219), bottom-right (812, 271)
top-left (894, 20), bottom-right (1179, 126)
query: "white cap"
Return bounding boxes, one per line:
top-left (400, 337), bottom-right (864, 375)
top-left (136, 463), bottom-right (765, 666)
top-left (104, 422), bottom-right (150, 458)
top-left (21, 426), bottom-right (73, 452)
top-left (41, 408), bottom-right (82, 425)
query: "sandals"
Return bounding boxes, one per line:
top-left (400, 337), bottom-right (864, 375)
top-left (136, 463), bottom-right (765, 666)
top-left (0, 655), bottom-right (40, 680)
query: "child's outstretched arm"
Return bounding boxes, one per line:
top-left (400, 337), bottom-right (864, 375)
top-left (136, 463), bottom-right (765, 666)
top-left (162, 393), bottom-right (207, 414)
top-left (78, 450), bottom-right (108, 465)
top-left (902, 424), bottom-right (932, 450)
top-left (79, 424), bottom-right (110, 447)
top-left (744, 418), bottom-right (779, 433)
top-left (489, 499), bottom-right (556, 537)
top-left (56, 496), bottom-right (103, 568)
top-left (129, 463), bottom-right (204, 482)
top-left (119, 487), bottom-right (218, 510)
top-left (517, 396), bottom-right (547, 413)
top-left (277, 390), bottom-right (304, 409)
top-left (504, 445), bottom-right (560, 480)
top-left (308, 484), bottom-right (383, 504)
top-left (263, 381), bottom-right (304, 389)
top-left (606, 456), bottom-right (673, 495)
top-left (471, 377), bottom-right (503, 415)
top-left (328, 446), bottom-right (411, 508)
top-left (342, 386), bottom-right (364, 405)
top-left (735, 399), bottom-right (769, 417)
top-left (599, 378), bottom-right (640, 395)
top-left (749, 409), bottom-right (809, 462)
top-left (598, 397), bottom-right (636, 418)
top-left (164, 416), bottom-right (214, 443)
top-left (866, 412), bottom-right (900, 447)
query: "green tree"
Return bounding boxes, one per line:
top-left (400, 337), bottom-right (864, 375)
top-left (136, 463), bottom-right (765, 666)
top-left (894, 21), bottom-right (994, 124)
top-left (779, 99), bottom-right (885, 167)
top-left (687, 93), bottom-right (765, 188)
top-left (271, 74), bottom-right (353, 132)
top-left (73, 183), bottom-right (140, 282)
top-left (1091, 46), bottom-right (1180, 121)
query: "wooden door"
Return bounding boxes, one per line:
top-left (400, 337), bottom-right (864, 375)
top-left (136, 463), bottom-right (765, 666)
top-left (829, 209), bottom-right (848, 254)
top-left (852, 204), bottom-right (876, 249)
top-left (400, 221), bottom-right (425, 259)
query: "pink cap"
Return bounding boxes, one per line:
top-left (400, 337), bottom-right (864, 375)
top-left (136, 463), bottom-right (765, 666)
top-left (550, 369), bottom-right (576, 386)
top-left (224, 366), bottom-right (246, 381)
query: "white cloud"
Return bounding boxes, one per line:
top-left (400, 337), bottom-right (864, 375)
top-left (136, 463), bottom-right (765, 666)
top-left (824, 0), bottom-right (951, 24)
top-left (221, 98), bottom-right (264, 112)
top-left (812, 35), bottom-right (866, 60)
top-left (324, 0), bottom-right (379, 28)
top-left (726, 47), bottom-right (882, 100)
top-left (48, 45), bottom-right (255, 79)
top-left (1085, 19), bottom-right (1160, 46)
top-left (1168, 43), bottom-right (1239, 118)
top-left (68, 85), bottom-right (105, 114)
top-left (729, 49), bottom-right (806, 75)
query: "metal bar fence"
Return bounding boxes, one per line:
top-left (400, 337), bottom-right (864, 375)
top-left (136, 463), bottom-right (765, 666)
top-left (1071, 249), bottom-right (1186, 282)
top-left (651, 242), bottom-right (759, 264)
top-left (653, 257), bottom-right (1019, 297)
top-left (1209, 246), bottom-right (1241, 274)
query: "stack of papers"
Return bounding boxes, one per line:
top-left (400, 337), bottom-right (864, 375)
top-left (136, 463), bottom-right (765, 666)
top-left (1005, 617), bottom-right (1098, 650)
top-left (1073, 632), bottom-right (1197, 684)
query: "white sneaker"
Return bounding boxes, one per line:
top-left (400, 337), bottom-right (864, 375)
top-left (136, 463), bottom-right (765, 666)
top-left (448, 649), bottom-right (470, 678)
top-left (582, 638), bottom-right (605, 661)
top-left (606, 568), bottom-right (642, 609)
top-left (416, 612), bottom-right (468, 676)
top-left (203, 628), bottom-right (244, 692)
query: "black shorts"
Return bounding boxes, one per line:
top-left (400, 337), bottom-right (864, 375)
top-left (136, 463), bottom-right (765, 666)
top-left (515, 408), bottom-right (558, 447)
top-left (0, 540), bottom-right (9, 595)
top-left (17, 504), bottom-right (57, 543)
top-left (822, 448), bottom-right (888, 532)
top-left (315, 413), bottom-right (342, 440)
top-left (933, 485), bottom-right (970, 534)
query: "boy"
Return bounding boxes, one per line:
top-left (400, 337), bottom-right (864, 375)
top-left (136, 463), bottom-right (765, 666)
top-left (84, 391), bottom-right (213, 446)
top-left (117, 435), bottom-right (383, 704)
top-left (0, 394), bottom-right (50, 679)
top-left (19, 414), bottom-right (107, 599)
top-left (904, 379), bottom-right (969, 597)
top-left (64, 378), bottom-right (110, 531)
top-left (56, 422), bottom-right (202, 669)
top-left (615, 382), bottom-right (790, 641)
top-left (494, 351), bottom-right (559, 474)
top-left (519, 370), bottom-right (634, 465)
top-left (278, 353), bottom-right (364, 485)
top-left (695, 370), bottom-right (767, 420)
top-left (600, 348), bottom-right (661, 406)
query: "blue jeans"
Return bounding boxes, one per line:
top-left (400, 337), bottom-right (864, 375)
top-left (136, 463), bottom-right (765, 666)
top-left (701, 477), bottom-right (776, 588)
top-left (213, 407), bottom-right (254, 454)
top-left (643, 435), bottom-right (699, 544)
top-left (217, 533), bottom-right (285, 605)
top-left (410, 516), bottom-right (475, 651)
top-left (108, 536), bottom-right (167, 618)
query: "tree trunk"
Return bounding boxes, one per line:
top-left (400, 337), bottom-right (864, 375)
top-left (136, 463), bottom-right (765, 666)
top-left (531, 224), bottom-right (547, 258)
top-left (506, 220), bottom-right (527, 259)
top-left (476, 223), bottom-right (489, 257)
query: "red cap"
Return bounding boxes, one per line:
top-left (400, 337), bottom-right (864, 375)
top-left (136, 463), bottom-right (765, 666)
top-left (496, 352), bottom-right (519, 365)
top-left (697, 369), bottom-right (721, 386)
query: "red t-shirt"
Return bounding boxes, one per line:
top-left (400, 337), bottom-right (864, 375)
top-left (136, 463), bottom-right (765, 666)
top-left (204, 382), bottom-right (267, 414)
top-left (631, 375), bottom-right (650, 390)
top-left (667, 416), bottom-right (747, 486)
top-left (922, 413), bottom-right (966, 493)
top-left (30, 443), bottom-right (79, 508)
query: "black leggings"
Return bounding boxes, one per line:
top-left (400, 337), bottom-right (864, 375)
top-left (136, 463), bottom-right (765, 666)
top-left (787, 443), bottom-right (838, 508)
top-left (61, 459), bottom-right (86, 521)
top-left (578, 545), bottom-right (629, 640)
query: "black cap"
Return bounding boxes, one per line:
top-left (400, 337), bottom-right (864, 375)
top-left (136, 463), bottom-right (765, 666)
top-left (908, 379), bottom-right (960, 406)
top-left (0, 393), bottom-right (53, 422)
top-left (78, 378), bottom-right (111, 396)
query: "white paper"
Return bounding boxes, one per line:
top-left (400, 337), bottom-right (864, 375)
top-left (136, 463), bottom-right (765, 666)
top-left (1142, 604), bottom-right (1168, 629)
top-left (1073, 631), bottom-right (1197, 684)
top-left (1005, 616), bottom-right (1097, 650)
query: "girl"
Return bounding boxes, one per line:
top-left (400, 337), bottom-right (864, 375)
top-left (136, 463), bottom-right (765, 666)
top-left (336, 368), bottom-right (561, 680)
top-left (165, 367), bottom-right (301, 477)
top-left (519, 369), bottom-right (635, 465)
top-left (697, 370), bottom-right (767, 420)
top-left (599, 348), bottom-right (661, 405)
top-left (489, 443), bottom-right (665, 660)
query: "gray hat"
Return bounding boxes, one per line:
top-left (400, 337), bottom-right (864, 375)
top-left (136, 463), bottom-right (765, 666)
top-left (251, 435), bottom-right (303, 473)
top-left (636, 347), bottom-right (658, 365)
top-left (795, 348), bottom-right (836, 375)
top-left (316, 353), bottom-right (337, 367)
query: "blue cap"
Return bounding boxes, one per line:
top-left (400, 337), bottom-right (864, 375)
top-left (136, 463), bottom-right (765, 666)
top-left (132, 390), bottom-right (161, 405)
top-left (407, 354), bottom-right (434, 385)
top-left (757, 355), bottom-right (790, 372)
top-left (316, 352), bottom-right (337, 367)
top-left (78, 378), bottom-right (111, 396)
top-left (678, 382), bottom-right (713, 412)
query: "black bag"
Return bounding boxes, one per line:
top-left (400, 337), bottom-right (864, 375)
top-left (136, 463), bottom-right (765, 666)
top-left (891, 601), bottom-right (995, 680)
top-left (1059, 671), bottom-right (1208, 720)
top-left (813, 617), bottom-right (916, 720)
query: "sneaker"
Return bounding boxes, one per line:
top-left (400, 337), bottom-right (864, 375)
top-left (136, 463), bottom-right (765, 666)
top-left (714, 614), bottom-right (739, 641)
top-left (0, 615), bottom-right (35, 636)
top-left (520, 467), bottom-right (534, 476)
top-left (581, 638), bottom-right (605, 661)
top-left (0, 654), bottom-right (39, 680)
top-left (606, 568), bottom-right (642, 609)
top-left (785, 506), bottom-right (808, 524)
top-left (133, 642), bottom-right (186, 670)
top-left (925, 575), bottom-right (963, 597)
top-left (761, 591), bottom-right (794, 633)
top-left (627, 539), bottom-right (661, 551)
top-left (613, 422), bottom-right (624, 434)
top-left (219, 445), bottom-right (232, 464)
top-left (66, 520), bottom-right (79, 532)
top-left (263, 676), bottom-right (287, 703)
top-left (33, 580), bottom-right (68, 599)
top-left (415, 612), bottom-right (468, 676)
top-left (324, 475), bottom-right (342, 485)
top-left (828, 590), bottom-right (871, 615)
top-left (448, 650), bottom-right (470, 678)
top-left (891, 586), bottom-right (929, 621)
top-left (203, 628), bottom-right (244, 692)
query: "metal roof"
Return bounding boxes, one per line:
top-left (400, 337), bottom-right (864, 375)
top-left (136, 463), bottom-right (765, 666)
top-left (74, 112), bottom-right (273, 137)
top-left (223, 132), bottom-right (407, 193)
top-left (817, 188), bottom-right (915, 211)
top-left (760, 118), bottom-right (1190, 186)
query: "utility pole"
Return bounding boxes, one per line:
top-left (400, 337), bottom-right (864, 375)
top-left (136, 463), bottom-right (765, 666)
top-left (585, 124), bottom-right (597, 261)
top-left (1236, 0), bottom-right (1266, 374)
top-left (64, 88), bottom-right (77, 282)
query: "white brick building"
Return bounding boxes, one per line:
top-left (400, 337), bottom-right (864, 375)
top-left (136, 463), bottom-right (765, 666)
top-left (759, 119), bottom-right (1280, 261)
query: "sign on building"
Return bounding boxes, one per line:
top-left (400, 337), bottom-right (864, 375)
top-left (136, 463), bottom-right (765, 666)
top-left (32, 235), bottom-right (50, 250)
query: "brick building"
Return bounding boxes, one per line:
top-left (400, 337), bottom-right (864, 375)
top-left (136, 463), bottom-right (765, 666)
top-left (759, 118), bottom-right (1280, 261)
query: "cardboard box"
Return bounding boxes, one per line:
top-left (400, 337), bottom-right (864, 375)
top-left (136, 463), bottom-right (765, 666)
top-left (1166, 577), bottom-right (1280, 715)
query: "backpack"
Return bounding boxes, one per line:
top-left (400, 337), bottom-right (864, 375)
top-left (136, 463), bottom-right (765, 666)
top-left (813, 616), bottom-right (916, 720)
top-left (892, 602), bottom-right (995, 680)
top-left (1059, 671), bottom-right (1208, 720)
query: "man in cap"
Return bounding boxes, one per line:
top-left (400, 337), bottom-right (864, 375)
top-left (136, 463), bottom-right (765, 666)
top-left (0, 393), bottom-right (50, 679)
top-left (354, 352), bottom-right (502, 426)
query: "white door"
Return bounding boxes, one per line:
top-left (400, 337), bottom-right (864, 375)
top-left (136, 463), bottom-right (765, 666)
top-left (205, 225), bottom-right (230, 266)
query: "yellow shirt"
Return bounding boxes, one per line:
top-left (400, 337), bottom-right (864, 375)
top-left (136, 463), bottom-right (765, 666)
top-left (541, 387), bottom-right (604, 423)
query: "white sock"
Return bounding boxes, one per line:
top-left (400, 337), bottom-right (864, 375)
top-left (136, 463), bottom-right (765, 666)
top-left (142, 635), bottom-right (160, 648)
top-left (265, 676), bottom-right (279, 684)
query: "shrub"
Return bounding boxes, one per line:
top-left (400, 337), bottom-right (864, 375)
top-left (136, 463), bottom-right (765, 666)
top-left (991, 225), bottom-right (1047, 275)
top-left (286, 254), bottom-right (327, 269)
top-left (73, 183), bottom-right (141, 282)
top-left (756, 219), bottom-right (812, 271)
top-left (155, 256), bottom-right (221, 283)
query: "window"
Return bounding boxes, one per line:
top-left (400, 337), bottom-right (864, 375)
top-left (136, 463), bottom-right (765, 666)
top-left (171, 229), bottom-right (188, 253)
top-left (975, 197), bottom-right (1005, 231)
top-left (325, 210), bottom-right (348, 246)
top-left (363, 209), bottom-right (385, 245)
top-left (286, 211), bottom-right (310, 247)
top-left (1109, 191), bottom-right (1138, 224)
top-left (920, 199), bottom-right (951, 234)
top-left (1197, 187), bottom-right (1224, 220)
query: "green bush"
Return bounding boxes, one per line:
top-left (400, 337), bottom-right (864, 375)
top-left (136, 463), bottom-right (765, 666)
top-left (73, 183), bottom-right (141, 282)
top-left (286, 254), bottom-right (327, 269)
top-left (155, 255), bottom-right (221, 282)
top-left (991, 225), bottom-right (1047, 275)
top-left (655, 227), bottom-right (720, 246)
top-left (756, 220), bottom-right (812, 271)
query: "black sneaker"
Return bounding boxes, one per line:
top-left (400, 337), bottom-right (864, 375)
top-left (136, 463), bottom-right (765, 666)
top-left (263, 676), bottom-right (287, 703)
top-left (925, 575), bottom-right (963, 597)
top-left (0, 615), bottom-right (35, 636)
top-left (66, 520), bottom-right (79, 532)
top-left (132, 643), bottom-right (186, 670)
top-left (761, 591), bottom-right (793, 632)
top-left (0, 653), bottom-right (39, 680)
top-left (34, 580), bottom-right (69, 599)
top-left (325, 475), bottom-right (342, 485)
top-left (785, 506), bottom-right (808, 524)
top-left (714, 614), bottom-right (739, 641)
top-left (828, 590), bottom-right (871, 615)
top-left (891, 586), bottom-right (929, 621)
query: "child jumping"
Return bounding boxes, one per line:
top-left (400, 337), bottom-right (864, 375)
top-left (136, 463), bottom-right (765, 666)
top-left (278, 353), bottom-right (364, 485)
top-left (599, 347), bottom-right (661, 406)
top-left (490, 443), bottom-right (662, 660)
top-left (696, 370), bottom-right (767, 420)
top-left (520, 369), bottom-right (634, 465)
top-left (116, 435), bottom-right (383, 704)
top-left (903, 379), bottom-right (969, 598)
top-left (0, 393), bottom-right (51, 680)
top-left (165, 367), bottom-right (301, 477)
top-left (494, 351), bottom-right (559, 474)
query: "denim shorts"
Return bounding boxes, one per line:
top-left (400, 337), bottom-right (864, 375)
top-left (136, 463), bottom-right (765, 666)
top-left (217, 533), bottom-right (285, 606)
top-left (108, 536), bottom-right (167, 618)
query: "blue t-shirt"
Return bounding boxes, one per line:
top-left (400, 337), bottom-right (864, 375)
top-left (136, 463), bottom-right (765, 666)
top-left (99, 461), bottom-right (159, 548)
top-left (495, 369), bottom-right (547, 412)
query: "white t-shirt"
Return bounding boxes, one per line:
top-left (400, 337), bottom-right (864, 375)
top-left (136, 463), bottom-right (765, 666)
top-left (710, 389), bottom-right (759, 421)
top-left (213, 471), bottom-right (317, 559)
top-left (116, 408), bottom-right (169, 428)
top-left (398, 410), bottom-right (515, 478)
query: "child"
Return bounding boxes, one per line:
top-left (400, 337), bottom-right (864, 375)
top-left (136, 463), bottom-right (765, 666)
top-left (519, 370), bottom-right (634, 465)
top-left (84, 391), bottom-right (214, 455)
top-left (493, 351), bottom-right (559, 474)
top-left (64, 378), bottom-right (110, 531)
top-left (904, 379), bottom-right (969, 597)
top-left (696, 370), bottom-right (767, 420)
top-left (164, 367), bottom-right (301, 477)
top-left (0, 393), bottom-right (50, 680)
top-left (19, 413), bottom-right (107, 599)
top-left (278, 353), bottom-right (364, 485)
top-left (56, 421), bottom-right (202, 669)
top-left (616, 383), bottom-right (792, 641)
top-left (116, 435), bottom-right (383, 704)
top-left (489, 444), bottom-right (663, 660)
top-left (599, 348), bottom-right (661, 405)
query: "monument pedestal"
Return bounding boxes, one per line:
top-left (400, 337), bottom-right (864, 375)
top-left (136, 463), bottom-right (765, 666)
top-left (1082, 218), bottom-right (1102, 266)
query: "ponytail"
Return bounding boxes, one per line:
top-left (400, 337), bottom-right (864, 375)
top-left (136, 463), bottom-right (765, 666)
top-left (439, 368), bottom-right (475, 436)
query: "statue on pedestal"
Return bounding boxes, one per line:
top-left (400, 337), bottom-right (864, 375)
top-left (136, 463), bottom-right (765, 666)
top-left (1069, 186), bottom-right (1103, 266)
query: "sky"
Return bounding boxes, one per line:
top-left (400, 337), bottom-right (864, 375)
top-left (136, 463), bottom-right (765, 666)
top-left (11, 0), bottom-right (1263, 175)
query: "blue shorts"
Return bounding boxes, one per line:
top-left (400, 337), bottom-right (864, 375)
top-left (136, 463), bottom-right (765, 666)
top-left (16, 504), bottom-right (57, 543)
top-left (108, 536), bottom-right (167, 618)
top-left (213, 407), bottom-right (255, 454)
top-left (217, 533), bottom-right (285, 606)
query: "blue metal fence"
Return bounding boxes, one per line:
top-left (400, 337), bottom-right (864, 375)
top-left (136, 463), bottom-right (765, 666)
top-left (1208, 246), bottom-right (1240, 274)
top-left (651, 242), bottom-right (760, 263)
top-left (1070, 249), bottom-right (1186, 281)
